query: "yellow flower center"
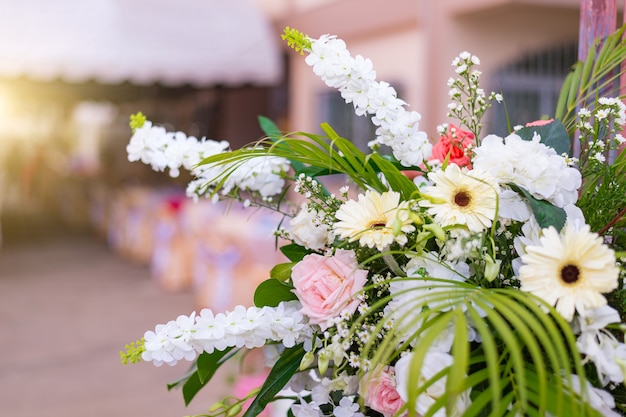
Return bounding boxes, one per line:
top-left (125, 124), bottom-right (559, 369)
top-left (560, 263), bottom-right (580, 284)
top-left (367, 220), bottom-right (387, 229)
top-left (453, 189), bottom-right (472, 208)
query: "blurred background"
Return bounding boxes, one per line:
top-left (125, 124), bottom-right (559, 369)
top-left (0, 0), bottom-right (619, 416)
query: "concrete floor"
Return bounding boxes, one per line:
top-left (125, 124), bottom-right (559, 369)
top-left (0, 233), bottom-right (235, 417)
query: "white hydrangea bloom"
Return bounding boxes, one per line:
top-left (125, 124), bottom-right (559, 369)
top-left (473, 133), bottom-right (582, 221)
top-left (566, 374), bottom-right (621, 416)
top-left (289, 204), bottom-right (333, 250)
top-left (575, 305), bottom-right (626, 386)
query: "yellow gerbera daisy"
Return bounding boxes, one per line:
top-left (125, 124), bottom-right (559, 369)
top-left (333, 190), bottom-right (415, 251)
top-left (418, 164), bottom-right (498, 232)
top-left (519, 223), bottom-right (619, 322)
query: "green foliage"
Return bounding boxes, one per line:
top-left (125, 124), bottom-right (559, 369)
top-left (129, 112), bottom-right (147, 133)
top-left (253, 277), bottom-right (297, 308)
top-left (198, 123), bottom-right (417, 200)
top-left (242, 344), bottom-right (306, 417)
top-left (269, 262), bottom-right (296, 281)
top-left (555, 25), bottom-right (626, 134)
top-left (119, 338), bottom-right (145, 364)
top-left (279, 243), bottom-right (309, 262)
top-left (166, 348), bottom-right (235, 406)
top-left (356, 279), bottom-right (599, 417)
top-left (281, 27), bottom-right (312, 55)
top-left (508, 183), bottom-right (567, 231)
top-left (515, 119), bottom-right (571, 155)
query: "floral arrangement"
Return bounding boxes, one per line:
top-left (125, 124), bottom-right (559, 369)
top-left (121, 26), bottom-right (626, 417)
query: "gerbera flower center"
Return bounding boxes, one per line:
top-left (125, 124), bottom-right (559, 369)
top-left (453, 190), bottom-right (472, 207)
top-left (368, 220), bottom-right (387, 229)
top-left (560, 264), bottom-right (580, 284)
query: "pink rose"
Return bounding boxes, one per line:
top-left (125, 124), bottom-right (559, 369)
top-left (361, 366), bottom-right (406, 417)
top-left (525, 118), bottom-right (554, 127)
top-left (429, 124), bottom-right (475, 168)
top-left (291, 249), bottom-right (368, 329)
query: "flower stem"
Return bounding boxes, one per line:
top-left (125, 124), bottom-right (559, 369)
top-left (598, 206), bottom-right (626, 236)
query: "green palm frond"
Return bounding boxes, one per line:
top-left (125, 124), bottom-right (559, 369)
top-left (555, 24), bottom-right (626, 134)
top-left (198, 124), bottom-right (417, 199)
top-left (355, 278), bottom-right (601, 417)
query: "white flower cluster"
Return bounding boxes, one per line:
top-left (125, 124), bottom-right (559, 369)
top-left (127, 121), bottom-right (290, 201)
top-left (142, 301), bottom-right (311, 366)
top-left (473, 132), bottom-right (582, 221)
top-left (304, 35), bottom-right (432, 167)
top-left (447, 51), bottom-right (501, 136)
top-left (577, 96), bottom-right (626, 164)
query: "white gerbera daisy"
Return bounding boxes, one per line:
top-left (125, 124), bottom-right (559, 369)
top-left (333, 190), bottom-right (415, 251)
top-left (519, 223), bottom-right (619, 321)
top-left (418, 164), bottom-right (499, 232)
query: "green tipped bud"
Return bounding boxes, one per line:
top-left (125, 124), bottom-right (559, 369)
top-left (209, 401), bottom-right (225, 412)
top-left (317, 350), bottom-right (330, 375)
top-left (392, 216), bottom-right (402, 236)
top-left (484, 255), bottom-right (501, 282)
top-left (423, 223), bottom-right (446, 242)
top-left (419, 192), bottom-right (447, 205)
top-left (409, 212), bottom-right (424, 226)
top-left (300, 351), bottom-right (315, 371)
top-left (227, 404), bottom-right (242, 417)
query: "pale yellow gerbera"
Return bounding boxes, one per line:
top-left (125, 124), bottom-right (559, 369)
top-left (333, 190), bottom-right (415, 251)
top-left (418, 164), bottom-right (498, 232)
top-left (519, 223), bottom-right (619, 322)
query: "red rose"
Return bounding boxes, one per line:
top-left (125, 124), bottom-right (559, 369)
top-left (429, 124), bottom-right (475, 168)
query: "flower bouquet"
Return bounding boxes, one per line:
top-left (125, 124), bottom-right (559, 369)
top-left (121, 26), bottom-right (626, 416)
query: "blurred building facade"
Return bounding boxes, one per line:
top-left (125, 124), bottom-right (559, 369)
top-left (254, 0), bottom-right (588, 147)
top-left (0, 0), bottom-right (616, 243)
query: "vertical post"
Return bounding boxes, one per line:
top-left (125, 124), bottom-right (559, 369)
top-left (575, 0), bottom-right (617, 157)
top-left (578, 0), bottom-right (617, 61)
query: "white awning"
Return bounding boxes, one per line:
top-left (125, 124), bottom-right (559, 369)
top-left (0, 0), bottom-right (282, 86)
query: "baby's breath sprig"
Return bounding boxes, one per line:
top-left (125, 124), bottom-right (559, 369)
top-left (119, 338), bottom-right (145, 365)
top-left (281, 26), bottom-right (312, 55)
top-left (446, 52), bottom-right (502, 143)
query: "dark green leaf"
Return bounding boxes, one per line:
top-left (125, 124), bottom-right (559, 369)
top-left (515, 119), bottom-right (570, 155)
top-left (197, 348), bottom-right (234, 383)
top-left (181, 370), bottom-right (204, 406)
top-left (269, 262), bottom-right (296, 281)
top-left (254, 278), bottom-right (297, 308)
top-left (279, 243), bottom-right (309, 262)
top-left (258, 116), bottom-right (282, 141)
top-left (242, 344), bottom-right (306, 417)
top-left (172, 349), bottom-right (235, 406)
top-left (508, 184), bottom-right (566, 231)
top-left (167, 362), bottom-right (198, 391)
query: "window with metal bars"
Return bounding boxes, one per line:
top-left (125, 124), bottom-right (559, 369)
top-left (488, 43), bottom-right (578, 136)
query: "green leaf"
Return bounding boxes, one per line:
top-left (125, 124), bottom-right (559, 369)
top-left (515, 119), bottom-right (570, 155)
top-left (254, 278), bottom-right (297, 307)
top-left (279, 243), bottom-right (309, 262)
top-left (170, 349), bottom-right (235, 406)
top-left (508, 183), bottom-right (566, 230)
top-left (269, 262), bottom-right (296, 281)
top-left (167, 362), bottom-right (198, 391)
top-left (181, 370), bottom-right (204, 406)
top-left (258, 116), bottom-right (282, 141)
top-left (242, 344), bottom-right (306, 417)
top-left (197, 348), bottom-right (234, 384)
